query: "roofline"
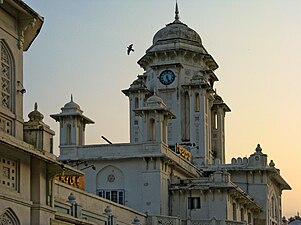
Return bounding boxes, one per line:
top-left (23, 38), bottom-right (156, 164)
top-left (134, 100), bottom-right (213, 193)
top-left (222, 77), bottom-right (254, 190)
top-left (0, 132), bottom-right (83, 176)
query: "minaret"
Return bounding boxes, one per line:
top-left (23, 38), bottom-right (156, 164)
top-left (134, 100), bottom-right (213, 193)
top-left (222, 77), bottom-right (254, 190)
top-left (211, 93), bottom-right (231, 164)
top-left (122, 75), bottom-right (151, 143)
top-left (23, 102), bottom-right (55, 153)
top-left (51, 95), bottom-right (94, 148)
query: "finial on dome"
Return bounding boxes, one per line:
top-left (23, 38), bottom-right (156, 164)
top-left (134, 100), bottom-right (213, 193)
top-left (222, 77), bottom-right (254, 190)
top-left (34, 102), bottom-right (38, 111)
top-left (175, 1), bottom-right (180, 21)
top-left (255, 144), bottom-right (262, 153)
top-left (71, 94), bottom-right (73, 102)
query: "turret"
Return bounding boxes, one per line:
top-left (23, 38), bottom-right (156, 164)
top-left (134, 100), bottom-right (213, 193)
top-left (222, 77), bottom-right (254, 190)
top-left (50, 96), bottom-right (94, 147)
top-left (134, 94), bottom-right (175, 144)
top-left (24, 102), bottom-right (55, 153)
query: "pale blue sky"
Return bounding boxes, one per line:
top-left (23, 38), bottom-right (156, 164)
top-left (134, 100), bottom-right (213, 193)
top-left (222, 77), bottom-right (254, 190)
top-left (23, 0), bottom-right (301, 216)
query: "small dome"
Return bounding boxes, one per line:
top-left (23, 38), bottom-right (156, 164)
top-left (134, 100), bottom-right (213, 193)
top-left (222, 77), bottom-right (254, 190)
top-left (146, 94), bottom-right (164, 105)
top-left (63, 96), bottom-right (80, 110)
top-left (28, 102), bottom-right (44, 122)
top-left (61, 95), bottom-right (81, 113)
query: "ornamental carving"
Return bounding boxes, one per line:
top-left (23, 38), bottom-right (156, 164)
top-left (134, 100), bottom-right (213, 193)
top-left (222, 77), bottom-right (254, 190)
top-left (0, 42), bottom-right (11, 110)
top-left (0, 208), bottom-right (20, 225)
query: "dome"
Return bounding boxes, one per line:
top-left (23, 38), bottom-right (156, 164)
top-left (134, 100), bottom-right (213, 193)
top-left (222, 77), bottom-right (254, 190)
top-left (64, 101), bottom-right (80, 110)
top-left (28, 102), bottom-right (44, 122)
top-left (62, 95), bottom-right (81, 112)
top-left (146, 94), bottom-right (164, 105)
top-left (152, 4), bottom-right (201, 46)
top-left (153, 21), bottom-right (202, 46)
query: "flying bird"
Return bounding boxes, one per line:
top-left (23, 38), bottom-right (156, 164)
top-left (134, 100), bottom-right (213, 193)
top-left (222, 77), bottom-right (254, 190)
top-left (127, 44), bottom-right (134, 55)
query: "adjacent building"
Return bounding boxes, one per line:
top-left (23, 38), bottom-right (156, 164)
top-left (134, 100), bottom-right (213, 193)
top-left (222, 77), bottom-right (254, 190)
top-left (0, 1), bottom-right (146, 224)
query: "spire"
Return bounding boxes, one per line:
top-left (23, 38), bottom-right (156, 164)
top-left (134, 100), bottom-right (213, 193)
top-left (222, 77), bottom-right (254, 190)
top-left (71, 94), bottom-right (73, 102)
top-left (175, 1), bottom-right (179, 21)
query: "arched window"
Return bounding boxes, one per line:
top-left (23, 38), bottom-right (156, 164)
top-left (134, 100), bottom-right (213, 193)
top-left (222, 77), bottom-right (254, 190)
top-left (149, 118), bottom-right (156, 141)
top-left (97, 166), bottom-right (125, 205)
top-left (66, 124), bottom-right (72, 144)
top-left (195, 93), bottom-right (200, 112)
top-left (0, 208), bottom-right (20, 225)
top-left (233, 203), bottom-right (237, 221)
top-left (240, 208), bottom-right (244, 221)
top-left (0, 41), bottom-right (13, 111)
top-left (134, 97), bottom-right (139, 109)
top-left (271, 196), bottom-right (276, 218)
top-left (182, 91), bottom-right (190, 141)
top-left (214, 113), bottom-right (218, 129)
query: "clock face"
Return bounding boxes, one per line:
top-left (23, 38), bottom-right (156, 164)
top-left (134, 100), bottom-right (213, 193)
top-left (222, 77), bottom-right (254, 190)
top-left (159, 70), bottom-right (176, 85)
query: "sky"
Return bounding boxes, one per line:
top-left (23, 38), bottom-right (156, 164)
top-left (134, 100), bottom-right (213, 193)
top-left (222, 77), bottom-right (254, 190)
top-left (22, 0), bottom-right (301, 217)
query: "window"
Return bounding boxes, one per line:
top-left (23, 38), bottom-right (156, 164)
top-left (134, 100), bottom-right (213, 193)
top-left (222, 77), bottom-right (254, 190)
top-left (0, 41), bottom-right (13, 111)
top-left (182, 91), bottom-right (190, 141)
top-left (0, 157), bottom-right (17, 190)
top-left (134, 97), bottom-right (139, 109)
top-left (188, 197), bottom-right (201, 209)
top-left (195, 93), bottom-right (200, 112)
top-left (233, 203), bottom-right (237, 221)
top-left (240, 208), bottom-right (244, 221)
top-left (66, 124), bottom-right (71, 144)
top-left (98, 189), bottom-right (125, 205)
top-left (149, 118), bottom-right (156, 141)
top-left (248, 213), bottom-right (252, 224)
top-left (214, 113), bottom-right (218, 129)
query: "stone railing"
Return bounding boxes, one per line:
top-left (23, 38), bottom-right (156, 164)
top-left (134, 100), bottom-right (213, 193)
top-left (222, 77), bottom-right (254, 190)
top-left (183, 219), bottom-right (245, 225)
top-left (225, 220), bottom-right (246, 225)
top-left (187, 218), bottom-right (221, 225)
top-left (146, 215), bottom-right (181, 225)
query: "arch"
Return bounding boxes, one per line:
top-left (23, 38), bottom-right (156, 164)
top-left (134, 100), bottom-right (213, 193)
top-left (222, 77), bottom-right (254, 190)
top-left (134, 97), bottom-right (139, 109)
top-left (148, 117), bottom-right (156, 141)
top-left (232, 203), bottom-right (237, 221)
top-left (66, 123), bottom-right (72, 144)
top-left (0, 40), bottom-right (15, 112)
top-left (97, 165), bottom-right (125, 189)
top-left (182, 91), bottom-right (190, 141)
top-left (195, 92), bottom-right (200, 112)
top-left (96, 165), bottom-right (125, 204)
top-left (0, 207), bottom-right (20, 225)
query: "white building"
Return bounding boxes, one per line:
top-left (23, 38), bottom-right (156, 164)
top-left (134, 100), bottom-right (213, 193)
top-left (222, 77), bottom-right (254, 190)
top-left (51, 4), bottom-right (291, 225)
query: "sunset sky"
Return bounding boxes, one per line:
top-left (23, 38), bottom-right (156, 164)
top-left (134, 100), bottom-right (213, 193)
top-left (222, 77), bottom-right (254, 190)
top-left (23, 0), bottom-right (301, 217)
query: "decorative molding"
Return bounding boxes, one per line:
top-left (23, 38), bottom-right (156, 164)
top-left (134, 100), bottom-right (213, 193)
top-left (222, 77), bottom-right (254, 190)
top-left (18, 18), bottom-right (36, 50)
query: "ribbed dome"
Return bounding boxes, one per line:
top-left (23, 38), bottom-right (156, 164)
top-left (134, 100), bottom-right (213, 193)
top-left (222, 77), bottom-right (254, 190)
top-left (153, 20), bottom-right (202, 46)
top-left (62, 95), bottom-right (81, 111)
top-left (146, 94), bottom-right (164, 105)
top-left (28, 102), bottom-right (44, 122)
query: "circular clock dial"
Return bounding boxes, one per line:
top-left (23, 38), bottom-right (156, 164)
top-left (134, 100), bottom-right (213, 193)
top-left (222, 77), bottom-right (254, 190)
top-left (159, 70), bottom-right (176, 85)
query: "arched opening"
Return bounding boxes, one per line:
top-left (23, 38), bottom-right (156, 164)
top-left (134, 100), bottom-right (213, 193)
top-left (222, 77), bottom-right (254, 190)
top-left (233, 203), bottom-right (237, 221)
top-left (0, 40), bottom-right (14, 112)
top-left (182, 91), bottom-right (190, 141)
top-left (96, 165), bottom-right (125, 205)
top-left (134, 97), bottom-right (139, 109)
top-left (149, 118), bottom-right (156, 141)
top-left (0, 208), bottom-right (20, 225)
top-left (195, 93), bottom-right (200, 112)
top-left (66, 123), bottom-right (72, 144)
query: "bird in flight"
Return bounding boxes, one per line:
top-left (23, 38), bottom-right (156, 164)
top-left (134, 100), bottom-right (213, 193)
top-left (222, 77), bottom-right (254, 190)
top-left (127, 44), bottom-right (134, 55)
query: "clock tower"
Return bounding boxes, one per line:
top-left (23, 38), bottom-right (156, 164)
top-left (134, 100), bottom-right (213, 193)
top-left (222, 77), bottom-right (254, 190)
top-left (123, 4), bottom-right (230, 167)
